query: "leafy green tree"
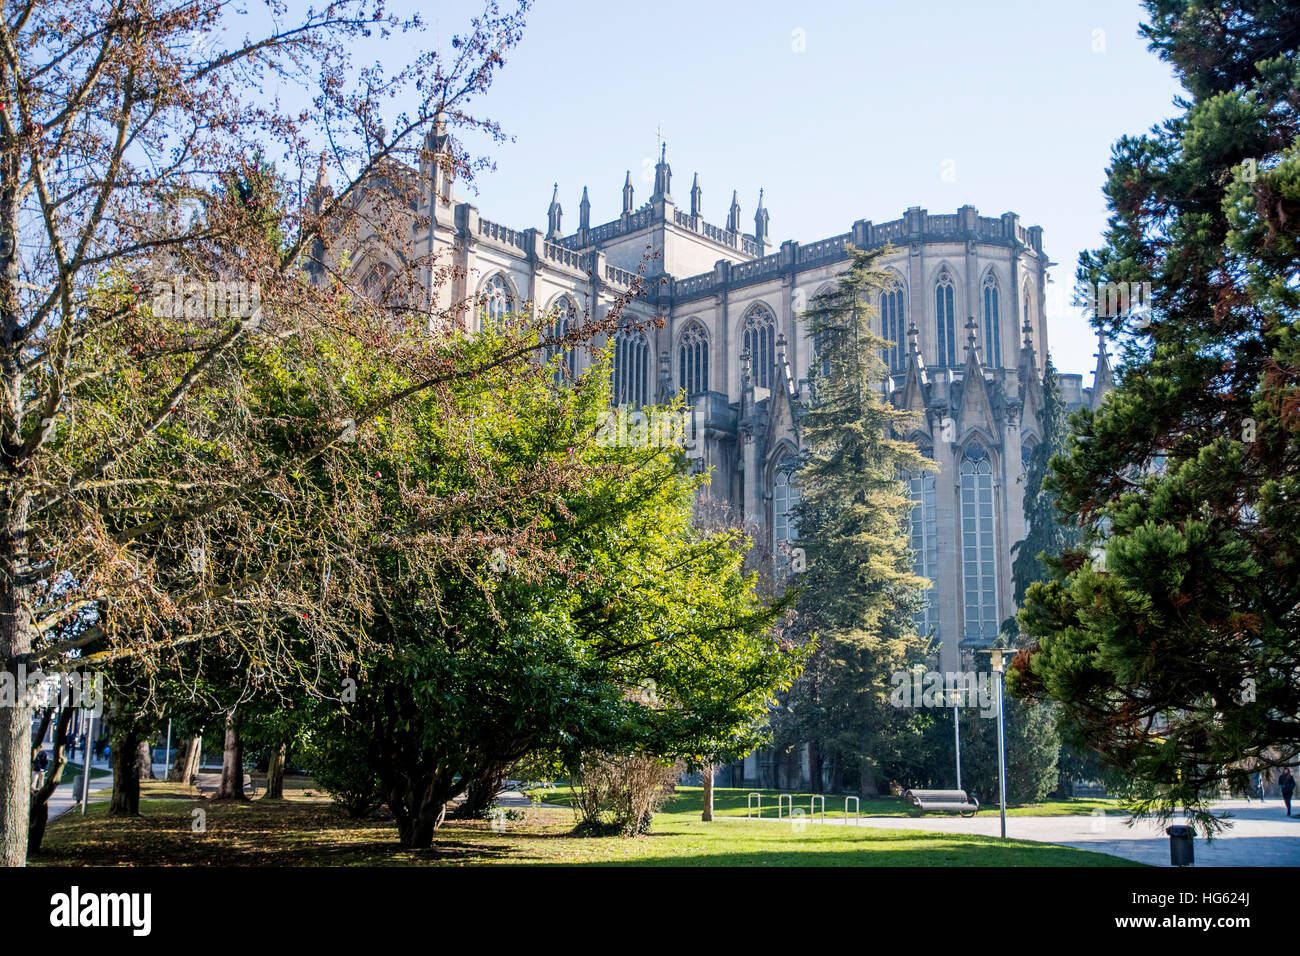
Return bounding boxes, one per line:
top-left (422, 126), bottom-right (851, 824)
top-left (780, 245), bottom-right (933, 796)
top-left (1015, 0), bottom-right (1300, 832)
top-left (314, 329), bottom-right (801, 847)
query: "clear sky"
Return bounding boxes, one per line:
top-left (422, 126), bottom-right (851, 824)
top-left (300, 0), bottom-right (1187, 379)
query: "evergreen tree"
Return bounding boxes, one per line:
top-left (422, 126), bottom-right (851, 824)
top-left (781, 246), bottom-right (934, 796)
top-left (1015, 0), bottom-right (1300, 832)
top-left (1011, 355), bottom-right (1083, 606)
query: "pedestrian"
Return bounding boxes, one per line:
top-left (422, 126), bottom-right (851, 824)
top-left (32, 749), bottom-right (49, 791)
top-left (1280, 767), bottom-right (1295, 817)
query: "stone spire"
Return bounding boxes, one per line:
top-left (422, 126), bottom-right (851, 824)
top-left (546, 183), bottom-right (562, 240)
top-left (652, 141), bottom-right (672, 202)
top-left (622, 171), bottom-right (634, 216)
top-left (1093, 329), bottom-right (1114, 403)
top-left (579, 186), bottom-right (590, 232)
top-left (690, 172), bottom-right (702, 218)
top-left (754, 188), bottom-right (769, 245)
top-left (308, 152), bottom-right (333, 215)
top-left (964, 314), bottom-right (980, 362)
top-left (727, 190), bottom-right (741, 232)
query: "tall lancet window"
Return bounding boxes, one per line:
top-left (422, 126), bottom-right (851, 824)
top-left (907, 467), bottom-right (940, 643)
top-left (741, 305), bottom-right (777, 389)
top-left (677, 321), bottom-right (710, 397)
top-left (935, 269), bottom-right (957, 366)
top-left (549, 296), bottom-right (580, 382)
top-left (480, 273), bottom-right (514, 329)
top-left (881, 281), bottom-right (905, 372)
top-left (982, 272), bottom-right (1001, 368)
top-left (960, 444), bottom-right (999, 644)
top-left (773, 461), bottom-right (801, 546)
top-left (611, 328), bottom-right (650, 408)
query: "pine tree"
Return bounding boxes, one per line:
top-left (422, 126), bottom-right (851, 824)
top-left (1016, 0), bottom-right (1300, 831)
top-left (1011, 355), bottom-right (1083, 606)
top-left (781, 246), bottom-right (934, 795)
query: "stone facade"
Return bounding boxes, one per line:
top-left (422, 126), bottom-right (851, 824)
top-left (323, 130), bottom-right (1113, 718)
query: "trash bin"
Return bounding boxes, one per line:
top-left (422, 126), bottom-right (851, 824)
top-left (1166, 825), bottom-right (1194, 866)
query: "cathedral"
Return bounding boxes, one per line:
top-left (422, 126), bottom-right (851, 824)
top-left (322, 126), bottom-right (1113, 725)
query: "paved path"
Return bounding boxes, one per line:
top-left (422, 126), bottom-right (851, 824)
top-left (786, 799), bottom-right (1300, 866)
top-left (44, 757), bottom-right (114, 821)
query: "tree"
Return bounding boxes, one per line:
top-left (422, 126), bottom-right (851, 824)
top-left (780, 245), bottom-right (933, 796)
top-left (314, 330), bottom-right (801, 847)
top-left (1011, 356), bottom-right (1083, 603)
top-left (1015, 0), bottom-right (1300, 833)
top-left (0, 0), bottom-right (568, 867)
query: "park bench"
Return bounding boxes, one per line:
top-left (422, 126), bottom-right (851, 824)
top-left (191, 772), bottom-right (258, 798)
top-left (903, 788), bottom-right (979, 817)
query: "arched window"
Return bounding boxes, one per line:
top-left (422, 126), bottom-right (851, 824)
top-left (935, 269), bottom-right (956, 366)
top-left (611, 328), bottom-right (650, 408)
top-left (982, 272), bottom-right (1001, 368)
top-left (881, 280), bottom-right (905, 372)
top-left (479, 273), bottom-right (514, 329)
top-left (960, 445), bottom-right (999, 644)
top-left (741, 305), bottom-right (777, 389)
top-left (361, 262), bottom-right (394, 299)
top-left (906, 467), bottom-right (939, 642)
top-left (773, 461), bottom-right (801, 546)
top-left (549, 296), bottom-right (580, 382)
top-left (677, 321), bottom-right (710, 397)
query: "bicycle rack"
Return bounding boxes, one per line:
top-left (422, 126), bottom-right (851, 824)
top-left (777, 794), bottom-right (793, 819)
top-left (747, 792), bottom-right (762, 819)
top-left (844, 795), bottom-right (860, 826)
top-left (810, 794), bottom-right (825, 823)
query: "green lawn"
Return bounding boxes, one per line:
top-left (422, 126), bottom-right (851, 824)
top-left (533, 785), bottom-right (1123, 821)
top-left (31, 781), bottom-right (1141, 867)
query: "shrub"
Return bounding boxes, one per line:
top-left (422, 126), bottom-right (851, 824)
top-left (569, 753), bottom-right (683, 836)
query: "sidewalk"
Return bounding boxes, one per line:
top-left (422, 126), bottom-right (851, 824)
top-left (43, 756), bottom-right (114, 821)
top-left (778, 798), bottom-right (1300, 866)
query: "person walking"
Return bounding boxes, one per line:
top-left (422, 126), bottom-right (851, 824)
top-left (1280, 767), bottom-right (1295, 817)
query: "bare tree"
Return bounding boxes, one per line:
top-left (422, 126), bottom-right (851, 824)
top-left (0, 0), bottom-right (625, 867)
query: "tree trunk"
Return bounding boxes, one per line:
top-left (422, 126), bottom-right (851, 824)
top-left (136, 738), bottom-right (155, 780)
top-left (28, 704), bottom-right (76, 854)
top-left (265, 740), bottom-right (286, 799)
top-left (215, 711), bottom-right (247, 800)
top-left (0, 489), bottom-right (35, 866)
top-left (169, 735), bottom-right (201, 782)
top-left (110, 730), bottom-right (141, 815)
top-left (859, 759), bottom-right (878, 799)
top-left (701, 762), bottom-right (715, 822)
top-left (808, 740), bottom-right (823, 792)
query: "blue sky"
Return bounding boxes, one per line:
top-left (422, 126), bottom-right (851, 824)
top-left (298, 0), bottom-right (1187, 377)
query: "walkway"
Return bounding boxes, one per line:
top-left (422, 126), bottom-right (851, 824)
top-left (795, 799), bottom-right (1300, 866)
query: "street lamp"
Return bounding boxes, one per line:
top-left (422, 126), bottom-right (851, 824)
top-left (990, 646), bottom-right (1009, 840)
top-left (947, 686), bottom-right (963, 793)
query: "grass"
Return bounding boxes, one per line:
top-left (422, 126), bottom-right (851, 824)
top-left (45, 765), bottom-right (111, 795)
top-left (32, 780), bottom-right (1142, 867)
top-left (533, 785), bottom-right (1124, 820)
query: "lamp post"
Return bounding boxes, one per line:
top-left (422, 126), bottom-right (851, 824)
top-left (991, 647), bottom-right (1008, 839)
top-left (951, 689), bottom-right (963, 793)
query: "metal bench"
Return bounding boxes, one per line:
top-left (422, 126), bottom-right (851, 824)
top-left (191, 772), bottom-right (258, 797)
top-left (903, 788), bottom-right (979, 817)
